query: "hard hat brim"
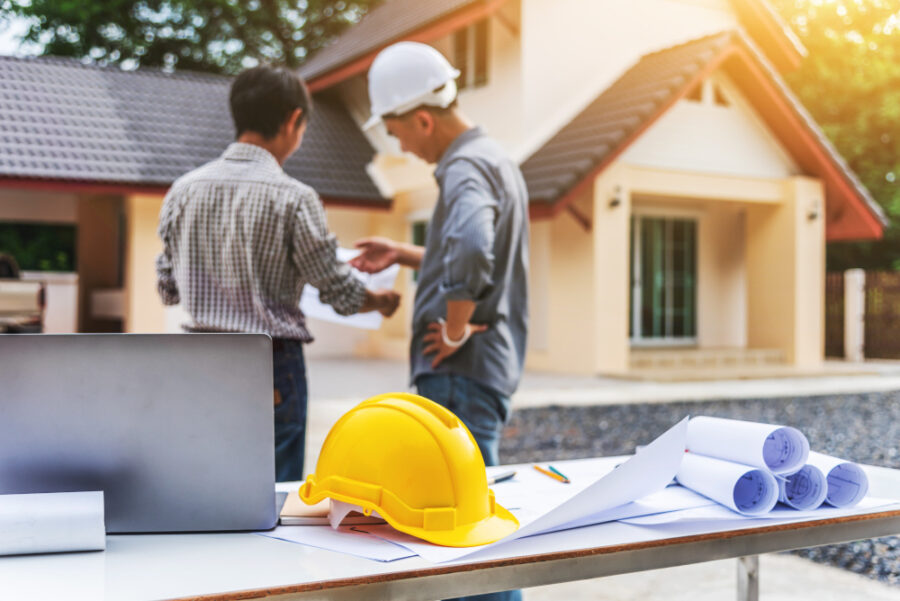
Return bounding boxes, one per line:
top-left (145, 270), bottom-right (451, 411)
top-left (390, 502), bottom-right (520, 548)
top-left (362, 114), bottom-right (383, 131)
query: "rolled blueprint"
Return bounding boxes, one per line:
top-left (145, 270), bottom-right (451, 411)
top-left (778, 464), bottom-right (828, 510)
top-left (806, 451), bottom-right (869, 508)
top-left (676, 452), bottom-right (778, 516)
top-left (0, 491), bottom-right (105, 555)
top-left (687, 416), bottom-right (809, 475)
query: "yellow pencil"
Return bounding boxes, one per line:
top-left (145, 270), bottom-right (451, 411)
top-left (533, 464), bottom-right (570, 484)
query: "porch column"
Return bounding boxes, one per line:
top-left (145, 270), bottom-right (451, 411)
top-left (77, 195), bottom-right (122, 333)
top-left (123, 194), bottom-right (167, 333)
top-left (592, 165), bottom-right (631, 374)
top-left (745, 176), bottom-right (825, 368)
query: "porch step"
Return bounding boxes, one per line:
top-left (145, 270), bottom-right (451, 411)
top-left (629, 348), bottom-right (786, 370)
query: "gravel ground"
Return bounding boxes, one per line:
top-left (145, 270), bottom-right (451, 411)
top-left (499, 391), bottom-right (900, 586)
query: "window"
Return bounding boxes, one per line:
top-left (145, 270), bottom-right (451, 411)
top-left (629, 215), bottom-right (697, 342)
top-left (685, 79), bottom-right (730, 107)
top-left (454, 19), bottom-right (489, 90)
top-left (0, 223), bottom-right (77, 272)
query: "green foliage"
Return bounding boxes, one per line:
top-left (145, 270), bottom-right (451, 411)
top-left (769, 0), bottom-right (900, 270)
top-left (0, 0), bottom-right (377, 73)
top-left (0, 223), bottom-right (77, 272)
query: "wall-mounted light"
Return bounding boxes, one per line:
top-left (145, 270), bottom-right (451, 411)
top-left (609, 185), bottom-right (622, 209)
top-left (807, 199), bottom-right (821, 221)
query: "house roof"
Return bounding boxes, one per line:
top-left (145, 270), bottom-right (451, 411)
top-left (520, 31), bottom-right (886, 241)
top-left (0, 55), bottom-right (387, 206)
top-left (300, 0), bottom-right (481, 81)
top-left (300, 0), bottom-right (507, 92)
top-left (300, 0), bottom-right (804, 92)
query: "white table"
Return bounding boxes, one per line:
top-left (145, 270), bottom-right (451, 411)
top-left (3, 465), bottom-right (899, 601)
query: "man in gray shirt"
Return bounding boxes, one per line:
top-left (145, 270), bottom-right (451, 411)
top-left (352, 42), bottom-right (528, 472)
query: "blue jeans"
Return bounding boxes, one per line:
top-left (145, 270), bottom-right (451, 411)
top-left (416, 373), bottom-right (521, 601)
top-left (272, 338), bottom-right (307, 482)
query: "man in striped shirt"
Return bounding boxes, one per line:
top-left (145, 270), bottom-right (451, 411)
top-left (156, 66), bottom-right (400, 481)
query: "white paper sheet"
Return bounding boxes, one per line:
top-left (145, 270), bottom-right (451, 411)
top-left (256, 525), bottom-right (415, 562)
top-left (299, 248), bottom-right (400, 330)
top-left (807, 451), bottom-right (869, 508)
top-left (0, 491), bottom-right (105, 556)
top-left (778, 464), bottom-right (828, 510)
top-left (686, 416), bottom-right (809, 474)
top-left (676, 452), bottom-right (778, 515)
top-left (621, 495), bottom-right (897, 525)
top-left (368, 417), bottom-right (690, 563)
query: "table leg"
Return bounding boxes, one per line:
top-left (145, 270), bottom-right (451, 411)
top-left (737, 555), bottom-right (759, 601)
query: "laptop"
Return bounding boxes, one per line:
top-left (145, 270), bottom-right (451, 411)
top-left (0, 333), bottom-right (277, 533)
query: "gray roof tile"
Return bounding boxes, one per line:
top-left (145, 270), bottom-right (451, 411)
top-left (0, 55), bottom-right (387, 205)
top-left (299, 0), bottom-right (480, 81)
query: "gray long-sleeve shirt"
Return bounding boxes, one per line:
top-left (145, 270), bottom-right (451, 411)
top-left (410, 127), bottom-right (529, 397)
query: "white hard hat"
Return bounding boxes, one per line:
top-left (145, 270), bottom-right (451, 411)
top-left (364, 41), bottom-right (461, 130)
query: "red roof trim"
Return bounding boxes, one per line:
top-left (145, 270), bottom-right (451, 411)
top-left (0, 177), bottom-right (169, 197)
top-left (307, 0), bottom-right (508, 93)
top-left (728, 45), bottom-right (883, 241)
top-left (730, 0), bottom-right (804, 72)
top-left (0, 177), bottom-right (391, 211)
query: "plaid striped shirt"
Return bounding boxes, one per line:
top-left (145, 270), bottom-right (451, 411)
top-left (155, 142), bottom-right (366, 341)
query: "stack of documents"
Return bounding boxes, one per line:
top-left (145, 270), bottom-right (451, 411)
top-left (676, 416), bottom-right (870, 515)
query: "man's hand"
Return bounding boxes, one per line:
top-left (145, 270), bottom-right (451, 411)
top-left (351, 237), bottom-right (400, 273)
top-left (361, 289), bottom-right (401, 317)
top-left (377, 290), bottom-right (401, 317)
top-left (423, 319), bottom-right (488, 368)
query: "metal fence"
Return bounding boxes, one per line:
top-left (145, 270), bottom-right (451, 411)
top-left (824, 272), bottom-right (844, 358)
top-left (826, 270), bottom-right (900, 360)
top-left (864, 271), bottom-right (900, 359)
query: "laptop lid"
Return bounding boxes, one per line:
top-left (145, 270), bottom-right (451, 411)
top-left (0, 333), bottom-right (276, 533)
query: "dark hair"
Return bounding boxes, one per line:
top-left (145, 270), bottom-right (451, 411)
top-left (0, 253), bottom-right (21, 279)
top-left (229, 66), bottom-right (312, 139)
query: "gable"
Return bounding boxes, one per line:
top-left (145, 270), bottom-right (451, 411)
top-left (622, 72), bottom-right (800, 180)
top-left (519, 31), bottom-right (885, 241)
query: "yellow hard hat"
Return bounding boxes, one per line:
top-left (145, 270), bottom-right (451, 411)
top-left (299, 393), bottom-right (519, 547)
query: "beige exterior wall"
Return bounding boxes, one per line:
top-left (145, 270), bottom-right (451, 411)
top-left (123, 193), bottom-right (167, 333)
top-left (525, 188), bottom-right (600, 374)
top-left (746, 176), bottom-right (825, 367)
top-left (697, 204), bottom-right (747, 348)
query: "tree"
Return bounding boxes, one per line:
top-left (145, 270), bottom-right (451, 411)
top-left (768, 0), bottom-right (900, 270)
top-left (0, 0), bottom-right (378, 74)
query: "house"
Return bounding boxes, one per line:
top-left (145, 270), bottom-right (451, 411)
top-left (0, 0), bottom-right (887, 376)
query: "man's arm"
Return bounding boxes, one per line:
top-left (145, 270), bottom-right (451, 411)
top-left (350, 237), bottom-right (424, 273)
top-left (291, 188), bottom-right (399, 317)
top-left (155, 192), bottom-right (180, 306)
top-left (424, 162), bottom-right (499, 367)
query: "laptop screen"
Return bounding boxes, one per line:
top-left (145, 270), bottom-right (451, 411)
top-left (0, 333), bottom-right (276, 533)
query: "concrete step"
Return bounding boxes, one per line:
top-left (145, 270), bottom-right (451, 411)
top-left (629, 348), bottom-right (786, 370)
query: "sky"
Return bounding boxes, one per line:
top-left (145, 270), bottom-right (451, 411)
top-left (0, 16), bottom-right (38, 56)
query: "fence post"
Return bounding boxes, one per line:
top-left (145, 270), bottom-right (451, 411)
top-left (844, 269), bottom-right (865, 362)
